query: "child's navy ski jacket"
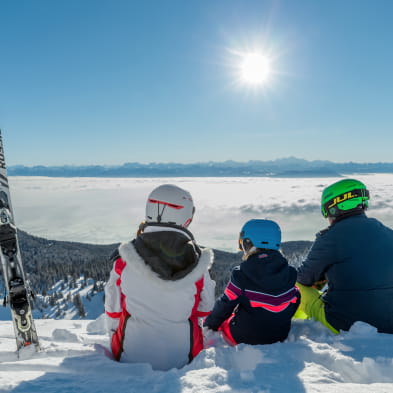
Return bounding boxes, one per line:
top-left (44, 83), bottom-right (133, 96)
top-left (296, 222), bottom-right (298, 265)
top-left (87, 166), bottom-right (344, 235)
top-left (204, 250), bottom-right (300, 345)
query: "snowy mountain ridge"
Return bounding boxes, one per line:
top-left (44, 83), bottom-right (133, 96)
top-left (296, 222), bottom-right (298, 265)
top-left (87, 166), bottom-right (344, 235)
top-left (9, 157), bottom-right (393, 177)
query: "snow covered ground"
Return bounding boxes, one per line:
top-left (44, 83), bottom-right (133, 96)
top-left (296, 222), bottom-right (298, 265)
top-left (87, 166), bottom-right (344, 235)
top-left (1, 317), bottom-right (392, 393)
top-left (8, 174), bottom-right (393, 250)
top-left (2, 175), bottom-right (393, 392)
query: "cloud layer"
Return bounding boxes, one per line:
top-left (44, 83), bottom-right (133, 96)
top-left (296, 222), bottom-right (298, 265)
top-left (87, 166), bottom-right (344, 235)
top-left (9, 175), bottom-right (393, 251)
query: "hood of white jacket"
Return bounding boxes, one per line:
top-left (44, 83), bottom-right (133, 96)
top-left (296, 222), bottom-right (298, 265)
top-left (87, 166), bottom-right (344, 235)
top-left (133, 227), bottom-right (202, 281)
top-left (119, 241), bottom-right (214, 290)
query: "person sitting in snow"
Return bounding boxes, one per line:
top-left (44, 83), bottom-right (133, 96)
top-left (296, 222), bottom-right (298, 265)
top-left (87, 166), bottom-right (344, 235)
top-left (296, 178), bottom-right (393, 334)
top-left (204, 219), bottom-right (300, 345)
top-left (104, 184), bottom-right (216, 370)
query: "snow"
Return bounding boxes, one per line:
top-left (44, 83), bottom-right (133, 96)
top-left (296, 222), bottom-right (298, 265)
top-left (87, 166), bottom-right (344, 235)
top-left (0, 317), bottom-right (392, 393)
top-left (8, 175), bottom-right (393, 251)
top-left (2, 175), bottom-right (393, 391)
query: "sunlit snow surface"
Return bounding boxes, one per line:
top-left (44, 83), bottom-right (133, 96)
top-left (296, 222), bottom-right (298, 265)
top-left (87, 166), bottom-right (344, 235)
top-left (2, 175), bottom-right (393, 392)
top-left (0, 318), bottom-right (392, 393)
top-left (8, 174), bottom-right (393, 250)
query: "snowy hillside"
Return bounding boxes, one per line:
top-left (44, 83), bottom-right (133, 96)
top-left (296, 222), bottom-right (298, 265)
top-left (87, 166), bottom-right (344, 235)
top-left (1, 245), bottom-right (392, 392)
top-left (1, 232), bottom-right (392, 392)
top-left (0, 231), bottom-right (310, 324)
top-left (1, 317), bottom-right (392, 393)
top-left (0, 277), bottom-right (104, 322)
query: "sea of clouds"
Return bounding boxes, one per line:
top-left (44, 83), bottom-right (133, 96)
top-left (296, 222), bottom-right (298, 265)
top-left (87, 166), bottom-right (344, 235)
top-left (8, 174), bottom-right (393, 251)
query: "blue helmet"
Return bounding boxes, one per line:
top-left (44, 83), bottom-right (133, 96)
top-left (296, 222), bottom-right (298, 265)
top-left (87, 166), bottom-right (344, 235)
top-left (239, 219), bottom-right (281, 251)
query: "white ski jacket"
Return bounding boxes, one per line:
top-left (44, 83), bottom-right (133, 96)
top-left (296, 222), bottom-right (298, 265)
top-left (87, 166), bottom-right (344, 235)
top-left (104, 225), bottom-right (215, 370)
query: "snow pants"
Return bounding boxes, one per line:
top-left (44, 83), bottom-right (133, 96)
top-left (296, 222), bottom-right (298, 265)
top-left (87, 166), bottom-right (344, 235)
top-left (294, 283), bottom-right (339, 334)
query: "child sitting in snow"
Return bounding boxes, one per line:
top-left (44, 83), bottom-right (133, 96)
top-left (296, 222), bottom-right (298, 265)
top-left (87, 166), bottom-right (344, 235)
top-left (204, 219), bottom-right (300, 345)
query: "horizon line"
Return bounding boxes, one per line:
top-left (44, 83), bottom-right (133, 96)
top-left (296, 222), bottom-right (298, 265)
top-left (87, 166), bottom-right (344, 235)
top-left (8, 157), bottom-right (393, 168)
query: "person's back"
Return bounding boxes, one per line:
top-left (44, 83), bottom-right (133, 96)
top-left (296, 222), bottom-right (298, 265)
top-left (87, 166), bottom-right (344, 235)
top-left (105, 184), bottom-right (216, 370)
top-left (227, 249), bottom-right (300, 345)
top-left (297, 178), bottom-right (393, 334)
top-left (204, 219), bottom-right (300, 345)
top-left (298, 213), bottom-right (393, 332)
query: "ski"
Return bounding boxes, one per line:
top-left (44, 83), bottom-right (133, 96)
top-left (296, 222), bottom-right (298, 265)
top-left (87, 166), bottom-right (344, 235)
top-left (0, 130), bottom-right (40, 353)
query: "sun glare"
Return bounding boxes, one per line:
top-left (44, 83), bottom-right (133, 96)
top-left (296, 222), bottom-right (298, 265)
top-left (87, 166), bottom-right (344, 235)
top-left (239, 52), bottom-right (272, 86)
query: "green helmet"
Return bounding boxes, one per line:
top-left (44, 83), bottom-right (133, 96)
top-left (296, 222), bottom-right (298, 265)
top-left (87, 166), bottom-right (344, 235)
top-left (321, 179), bottom-right (369, 218)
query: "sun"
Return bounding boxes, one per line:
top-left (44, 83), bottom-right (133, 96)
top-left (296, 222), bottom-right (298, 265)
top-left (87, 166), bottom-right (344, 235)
top-left (239, 52), bottom-right (272, 86)
top-left (224, 41), bottom-right (280, 92)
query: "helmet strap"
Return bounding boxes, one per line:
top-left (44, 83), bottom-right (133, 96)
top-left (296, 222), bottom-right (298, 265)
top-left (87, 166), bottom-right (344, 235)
top-left (156, 203), bottom-right (166, 223)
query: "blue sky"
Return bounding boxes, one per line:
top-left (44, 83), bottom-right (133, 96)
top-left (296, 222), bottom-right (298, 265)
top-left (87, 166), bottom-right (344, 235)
top-left (1, 0), bottom-right (392, 166)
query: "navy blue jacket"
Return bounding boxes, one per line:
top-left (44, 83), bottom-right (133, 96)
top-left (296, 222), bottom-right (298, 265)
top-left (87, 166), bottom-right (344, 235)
top-left (204, 250), bottom-right (300, 345)
top-left (297, 213), bottom-right (393, 333)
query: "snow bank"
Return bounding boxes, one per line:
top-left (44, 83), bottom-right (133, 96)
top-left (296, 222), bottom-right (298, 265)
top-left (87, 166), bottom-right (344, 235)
top-left (1, 318), bottom-right (392, 393)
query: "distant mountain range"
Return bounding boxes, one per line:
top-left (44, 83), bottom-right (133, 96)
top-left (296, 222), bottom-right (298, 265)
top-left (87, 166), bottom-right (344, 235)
top-left (8, 157), bottom-right (393, 177)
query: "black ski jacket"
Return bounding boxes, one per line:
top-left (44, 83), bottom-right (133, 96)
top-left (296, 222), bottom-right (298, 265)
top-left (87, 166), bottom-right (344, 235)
top-left (297, 213), bottom-right (393, 333)
top-left (204, 250), bottom-right (300, 345)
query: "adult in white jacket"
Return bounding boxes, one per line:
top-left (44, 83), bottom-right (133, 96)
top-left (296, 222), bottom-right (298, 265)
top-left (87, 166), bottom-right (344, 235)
top-left (105, 184), bottom-right (216, 370)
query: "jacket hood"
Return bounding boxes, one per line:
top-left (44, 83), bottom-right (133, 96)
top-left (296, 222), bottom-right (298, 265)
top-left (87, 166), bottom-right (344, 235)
top-left (118, 240), bottom-right (213, 289)
top-left (240, 250), bottom-right (297, 294)
top-left (132, 225), bottom-right (202, 281)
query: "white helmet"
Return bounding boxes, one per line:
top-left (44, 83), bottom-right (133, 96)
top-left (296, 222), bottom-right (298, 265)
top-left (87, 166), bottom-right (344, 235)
top-left (145, 184), bottom-right (195, 227)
